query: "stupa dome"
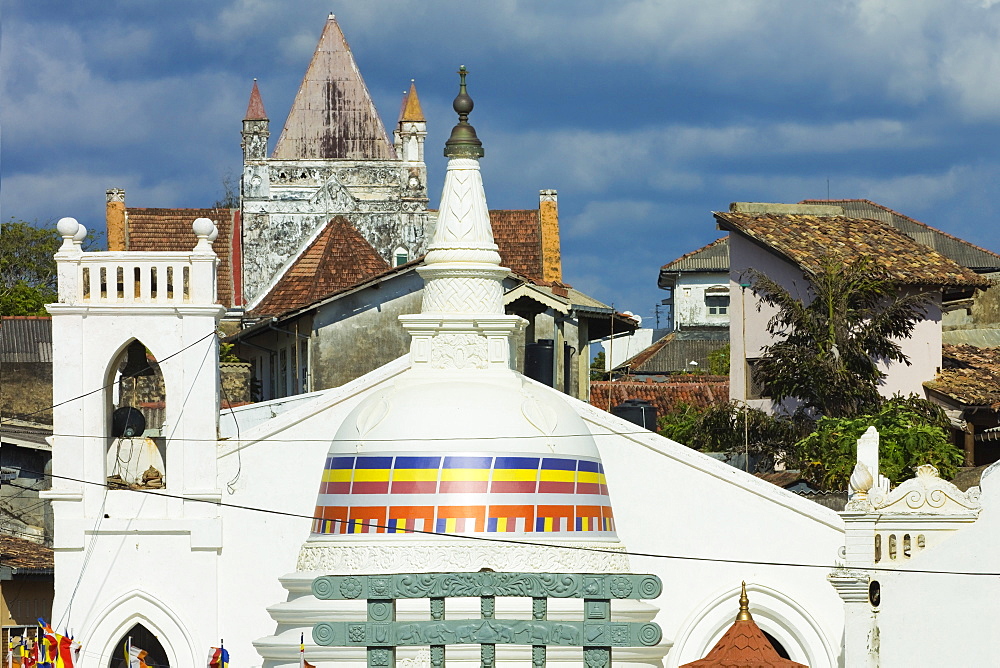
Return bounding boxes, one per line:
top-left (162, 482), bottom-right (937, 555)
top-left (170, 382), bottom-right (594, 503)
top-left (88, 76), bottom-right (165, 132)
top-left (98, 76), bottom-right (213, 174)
top-left (308, 369), bottom-right (617, 541)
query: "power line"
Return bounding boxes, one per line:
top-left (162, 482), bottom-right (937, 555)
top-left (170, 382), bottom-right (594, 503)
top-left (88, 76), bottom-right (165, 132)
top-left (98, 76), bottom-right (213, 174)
top-left (20, 467), bottom-right (1000, 578)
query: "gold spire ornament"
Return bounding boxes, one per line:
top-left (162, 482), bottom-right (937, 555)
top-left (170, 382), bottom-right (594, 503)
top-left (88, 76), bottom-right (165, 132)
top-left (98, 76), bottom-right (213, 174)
top-left (736, 581), bottom-right (753, 621)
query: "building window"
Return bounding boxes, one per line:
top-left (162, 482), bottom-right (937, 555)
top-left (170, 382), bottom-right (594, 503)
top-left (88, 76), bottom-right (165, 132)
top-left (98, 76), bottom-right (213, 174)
top-left (393, 246), bottom-right (409, 267)
top-left (746, 358), bottom-right (769, 400)
top-left (706, 294), bottom-right (730, 316)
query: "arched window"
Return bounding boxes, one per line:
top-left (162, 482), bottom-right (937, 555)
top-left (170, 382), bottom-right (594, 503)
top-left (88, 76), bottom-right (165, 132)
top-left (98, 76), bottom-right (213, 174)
top-left (107, 339), bottom-right (166, 489)
top-left (393, 246), bottom-right (409, 267)
top-left (108, 624), bottom-right (170, 668)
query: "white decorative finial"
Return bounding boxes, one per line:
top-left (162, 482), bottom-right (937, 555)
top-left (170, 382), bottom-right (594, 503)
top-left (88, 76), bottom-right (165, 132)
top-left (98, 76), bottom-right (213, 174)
top-left (192, 218), bottom-right (217, 252)
top-left (72, 223), bottom-right (88, 247)
top-left (56, 217), bottom-right (81, 252)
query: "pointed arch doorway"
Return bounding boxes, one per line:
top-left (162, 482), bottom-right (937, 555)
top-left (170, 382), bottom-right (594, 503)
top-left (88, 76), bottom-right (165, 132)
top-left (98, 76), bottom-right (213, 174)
top-left (108, 624), bottom-right (170, 668)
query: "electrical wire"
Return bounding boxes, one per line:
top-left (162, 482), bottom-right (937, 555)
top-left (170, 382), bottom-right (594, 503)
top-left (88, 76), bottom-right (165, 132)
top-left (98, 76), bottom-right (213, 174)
top-left (0, 330), bottom-right (216, 426)
top-left (19, 467), bottom-right (1000, 578)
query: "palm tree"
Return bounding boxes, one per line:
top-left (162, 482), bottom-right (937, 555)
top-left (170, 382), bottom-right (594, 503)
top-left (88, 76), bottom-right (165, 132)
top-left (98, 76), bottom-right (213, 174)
top-left (748, 255), bottom-right (933, 418)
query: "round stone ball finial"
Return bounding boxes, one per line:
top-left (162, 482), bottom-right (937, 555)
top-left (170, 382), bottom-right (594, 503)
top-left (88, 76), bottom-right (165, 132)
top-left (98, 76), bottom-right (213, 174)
top-left (72, 223), bottom-right (89, 244)
top-left (57, 217), bottom-right (80, 238)
top-left (192, 217), bottom-right (216, 239)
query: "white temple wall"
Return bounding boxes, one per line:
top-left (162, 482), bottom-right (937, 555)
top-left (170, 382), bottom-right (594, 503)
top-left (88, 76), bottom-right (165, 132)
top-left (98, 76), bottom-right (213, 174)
top-left (576, 400), bottom-right (845, 668)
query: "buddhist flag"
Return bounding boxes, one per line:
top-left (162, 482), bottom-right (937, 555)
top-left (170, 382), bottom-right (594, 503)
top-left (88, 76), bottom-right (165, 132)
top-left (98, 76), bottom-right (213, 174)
top-left (124, 638), bottom-right (148, 668)
top-left (299, 632), bottom-right (315, 668)
top-left (20, 636), bottom-right (37, 668)
top-left (207, 642), bottom-right (229, 668)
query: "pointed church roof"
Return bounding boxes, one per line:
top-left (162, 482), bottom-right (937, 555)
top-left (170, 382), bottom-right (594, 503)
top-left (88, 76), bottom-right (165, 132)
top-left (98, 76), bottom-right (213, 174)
top-left (250, 217), bottom-right (390, 317)
top-left (399, 81), bottom-right (425, 122)
top-left (271, 14), bottom-right (395, 160)
top-left (245, 79), bottom-right (267, 120)
top-left (681, 584), bottom-right (808, 668)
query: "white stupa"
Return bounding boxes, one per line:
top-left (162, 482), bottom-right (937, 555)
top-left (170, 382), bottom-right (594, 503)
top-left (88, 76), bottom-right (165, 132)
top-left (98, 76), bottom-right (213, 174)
top-left (254, 67), bottom-right (663, 667)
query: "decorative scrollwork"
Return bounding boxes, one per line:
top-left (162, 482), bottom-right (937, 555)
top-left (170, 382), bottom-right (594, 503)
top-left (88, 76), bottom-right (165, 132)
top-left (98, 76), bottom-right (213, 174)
top-left (609, 577), bottom-right (633, 598)
top-left (340, 576), bottom-right (363, 599)
top-left (312, 576), bottom-right (334, 599)
top-left (313, 622), bottom-right (336, 646)
top-left (638, 576), bottom-right (662, 599)
top-left (638, 623), bottom-right (662, 646)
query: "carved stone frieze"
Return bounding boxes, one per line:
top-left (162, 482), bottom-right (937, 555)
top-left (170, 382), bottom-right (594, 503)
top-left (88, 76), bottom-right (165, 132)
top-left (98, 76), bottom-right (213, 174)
top-left (429, 333), bottom-right (489, 370)
top-left (869, 464), bottom-right (981, 514)
top-left (296, 542), bottom-right (631, 574)
top-left (422, 277), bottom-right (504, 314)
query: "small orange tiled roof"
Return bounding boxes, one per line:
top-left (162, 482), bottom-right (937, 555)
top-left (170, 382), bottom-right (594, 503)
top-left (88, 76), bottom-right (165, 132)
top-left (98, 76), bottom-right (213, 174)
top-left (125, 208), bottom-right (237, 307)
top-left (490, 209), bottom-right (542, 280)
top-left (250, 216), bottom-right (390, 317)
top-left (925, 344), bottom-right (1000, 409)
top-left (715, 211), bottom-right (988, 289)
top-left (590, 377), bottom-right (728, 416)
top-left (681, 584), bottom-right (807, 668)
top-left (0, 533), bottom-right (53, 572)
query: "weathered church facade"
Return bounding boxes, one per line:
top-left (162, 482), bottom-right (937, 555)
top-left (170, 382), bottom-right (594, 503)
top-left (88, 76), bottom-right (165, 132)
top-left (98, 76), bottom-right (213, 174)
top-left (240, 15), bottom-right (434, 306)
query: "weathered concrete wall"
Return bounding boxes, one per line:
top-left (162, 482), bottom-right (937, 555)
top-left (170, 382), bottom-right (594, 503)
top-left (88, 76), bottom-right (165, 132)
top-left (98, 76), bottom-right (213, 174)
top-left (220, 362), bottom-right (252, 404)
top-left (1, 579), bottom-right (53, 627)
top-left (0, 363), bottom-right (51, 423)
top-left (310, 273), bottom-right (424, 390)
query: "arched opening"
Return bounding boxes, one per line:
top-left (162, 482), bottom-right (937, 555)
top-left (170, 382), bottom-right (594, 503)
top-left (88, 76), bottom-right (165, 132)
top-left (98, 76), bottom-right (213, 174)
top-left (762, 630), bottom-right (791, 659)
top-left (107, 339), bottom-right (166, 489)
top-left (393, 246), bottom-right (410, 267)
top-left (107, 623), bottom-right (170, 667)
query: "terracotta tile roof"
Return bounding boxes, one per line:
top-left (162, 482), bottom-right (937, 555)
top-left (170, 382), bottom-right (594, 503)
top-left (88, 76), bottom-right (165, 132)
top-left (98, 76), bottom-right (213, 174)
top-left (715, 211), bottom-right (989, 289)
top-left (0, 533), bottom-right (53, 572)
top-left (590, 377), bottom-right (728, 416)
top-left (801, 199), bottom-right (1000, 272)
top-left (489, 209), bottom-right (543, 280)
top-left (125, 208), bottom-right (237, 307)
top-left (271, 15), bottom-right (395, 160)
top-left (661, 236), bottom-right (730, 273)
top-left (245, 79), bottom-right (267, 120)
top-left (925, 344), bottom-right (1000, 408)
top-left (250, 216), bottom-right (390, 317)
top-left (681, 587), bottom-right (807, 667)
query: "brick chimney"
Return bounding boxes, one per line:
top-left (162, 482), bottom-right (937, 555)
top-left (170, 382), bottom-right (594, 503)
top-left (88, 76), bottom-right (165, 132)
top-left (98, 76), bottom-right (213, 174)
top-left (106, 188), bottom-right (126, 250)
top-left (539, 189), bottom-right (562, 283)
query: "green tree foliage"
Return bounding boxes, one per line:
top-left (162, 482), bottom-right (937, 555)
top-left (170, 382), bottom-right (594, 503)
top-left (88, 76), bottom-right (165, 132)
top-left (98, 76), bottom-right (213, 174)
top-left (1, 219), bottom-right (103, 315)
top-left (590, 351), bottom-right (608, 381)
top-left (1, 221), bottom-right (60, 315)
top-left (748, 256), bottom-right (934, 418)
top-left (793, 396), bottom-right (961, 489)
top-left (658, 400), bottom-right (809, 460)
top-left (707, 344), bottom-right (730, 376)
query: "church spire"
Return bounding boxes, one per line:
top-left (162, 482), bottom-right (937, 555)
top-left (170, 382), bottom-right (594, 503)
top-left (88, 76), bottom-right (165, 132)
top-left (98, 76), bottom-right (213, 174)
top-left (399, 80), bottom-right (425, 123)
top-left (244, 78), bottom-right (267, 121)
top-left (271, 14), bottom-right (395, 160)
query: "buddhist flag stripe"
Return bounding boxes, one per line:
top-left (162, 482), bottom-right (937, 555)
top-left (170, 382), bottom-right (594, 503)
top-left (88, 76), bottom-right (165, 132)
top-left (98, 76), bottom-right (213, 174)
top-left (491, 457), bottom-right (539, 493)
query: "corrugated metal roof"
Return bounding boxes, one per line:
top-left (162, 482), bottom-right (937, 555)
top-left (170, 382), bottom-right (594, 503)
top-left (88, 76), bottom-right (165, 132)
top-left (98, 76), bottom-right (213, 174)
top-left (0, 317), bottom-right (52, 363)
top-left (619, 332), bottom-right (728, 373)
top-left (801, 199), bottom-right (1000, 272)
top-left (660, 237), bottom-right (730, 273)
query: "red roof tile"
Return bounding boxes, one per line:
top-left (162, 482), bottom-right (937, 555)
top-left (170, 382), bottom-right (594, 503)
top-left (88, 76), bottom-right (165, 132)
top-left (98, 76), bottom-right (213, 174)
top-left (250, 216), bottom-right (390, 317)
top-left (490, 209), bottom-right (542, 280)
top-left (590, 377), bottom-right (728, 416)
top-left (681, 585), bottom-right (807, 667)
top-left (125, 208), bottom-right (237, 307)
top-left (0, 533), bottom-right (53, 571)
top-left (925, 344), bottom-right (1000, 408)
top-left (715, 211), bottom-right (988, 289)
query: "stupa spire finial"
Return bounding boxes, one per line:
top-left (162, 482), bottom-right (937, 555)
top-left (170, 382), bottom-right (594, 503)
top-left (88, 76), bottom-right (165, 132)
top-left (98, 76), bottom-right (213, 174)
top-left (444, 65), bottom-right (484, 159)
top-left (736, 582), bottom-right (753, 622)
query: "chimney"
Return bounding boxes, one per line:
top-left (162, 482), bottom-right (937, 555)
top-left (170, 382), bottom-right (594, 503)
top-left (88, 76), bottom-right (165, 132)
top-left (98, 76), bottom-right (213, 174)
top-left (106, 188), bottom-right (126, 250)
top-left (539, 189), bottom-right (562, 283)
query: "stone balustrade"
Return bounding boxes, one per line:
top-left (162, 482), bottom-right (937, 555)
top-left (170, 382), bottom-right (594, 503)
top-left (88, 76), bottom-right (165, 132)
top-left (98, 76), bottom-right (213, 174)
top-left (53, 217), bottom-right (218, 306)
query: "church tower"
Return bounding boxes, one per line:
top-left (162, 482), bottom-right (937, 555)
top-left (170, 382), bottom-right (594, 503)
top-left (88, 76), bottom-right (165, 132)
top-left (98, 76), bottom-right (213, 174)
top-left (241, 79), bottom-right (270, 200)
top-left (44, 217), bottom-right (227, 665)
top-left (240, 14), bottom-right (434, 309)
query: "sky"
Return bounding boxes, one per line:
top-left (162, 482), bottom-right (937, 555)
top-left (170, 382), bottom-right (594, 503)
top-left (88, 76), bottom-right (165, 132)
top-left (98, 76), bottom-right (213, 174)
top-left (5, 1), bottom-right (1000, 326)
